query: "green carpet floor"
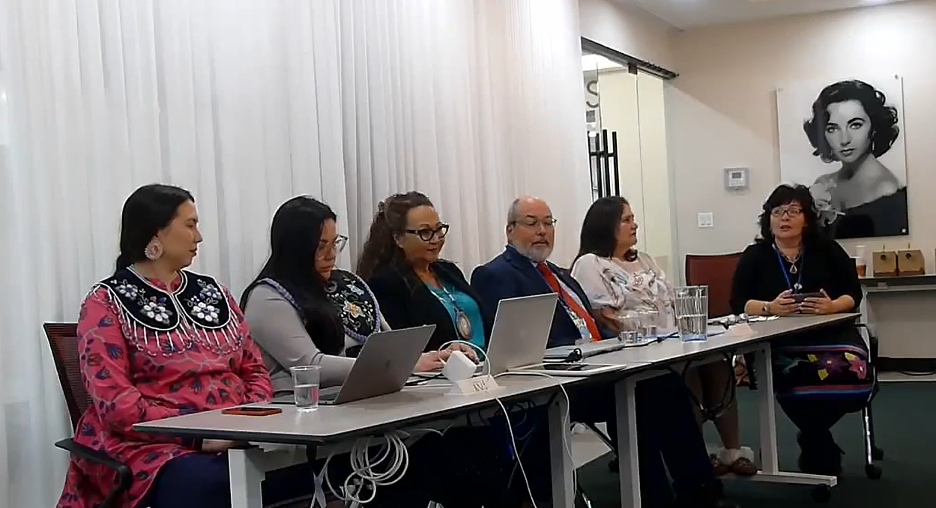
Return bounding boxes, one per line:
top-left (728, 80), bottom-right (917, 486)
top-left (577, 382), bottom-right (936, 507)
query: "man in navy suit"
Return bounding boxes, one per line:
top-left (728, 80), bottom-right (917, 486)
top-left (471, 197), bottom-right (611, 347)
top-left (472, 197), bottom-right (734, 508)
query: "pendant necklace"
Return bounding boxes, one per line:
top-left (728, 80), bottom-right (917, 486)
top-left (773, 243), bottom-right (804, 292)
top-left (777, 245), bottom-right (802, 274)
top-left (439, 284), bottom-right (473, 340)
top-left (427, 272), bottom-right (472, 341)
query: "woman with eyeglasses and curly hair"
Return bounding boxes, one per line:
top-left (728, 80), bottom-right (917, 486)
top-left (358, 191), bottom-right (489, 351)
top-left (357, 192), bottom-right (548, 508)
top-left (731, 184), bottom-right (871, 477)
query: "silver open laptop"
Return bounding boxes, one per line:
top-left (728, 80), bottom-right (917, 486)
top-left (318, 324), bottom-right (436, 405)
top-left (486, 294), bottom-right (624, 377)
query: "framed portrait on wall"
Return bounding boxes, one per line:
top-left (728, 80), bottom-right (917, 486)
top-left (776, 75), bottom-right (909, 239)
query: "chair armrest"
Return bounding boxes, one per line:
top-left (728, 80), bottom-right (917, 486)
top-left (55, 438), bottom-right (133, 492)
top-left (855, 324), bottom-right (879, 360)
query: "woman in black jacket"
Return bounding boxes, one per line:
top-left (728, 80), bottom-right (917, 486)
top-left (357, 191), bottom-right (541, 508)
top-left (358, 191), bottom-right (490, 351)
top-left (731, 184), bottom-right (871, 476)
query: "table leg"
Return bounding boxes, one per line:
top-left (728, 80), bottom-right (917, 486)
top-left (229, 448), bottom-right (264, 508)
top-left (615, 377), bottom-right (640, 508)
top-left (756, 346), bottom-right (779, 475)
top-left (549, 392), bottom-right (574, 508)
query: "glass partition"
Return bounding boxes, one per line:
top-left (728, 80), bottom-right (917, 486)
top-left (581, 49), bottom-right (676, 277)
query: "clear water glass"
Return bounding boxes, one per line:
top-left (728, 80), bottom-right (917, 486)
top-left (638, 310), bottom-right (659, 341)
top-left (674, 285), bottom-right (709, 342)
top-left (617, 312), bottom-right (639, 344)
top-left (291, 365), bottom-right (321, 411)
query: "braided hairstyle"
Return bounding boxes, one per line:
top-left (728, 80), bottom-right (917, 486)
top-left (356, 191), bottom-right (434, 280)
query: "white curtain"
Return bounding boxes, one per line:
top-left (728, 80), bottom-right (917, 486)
top-left (0, 2), bottom-right (346, 506)
top-left (0, 1), bottom-right (589, 506)
top-left (338, 0), bottom-right (590, 269)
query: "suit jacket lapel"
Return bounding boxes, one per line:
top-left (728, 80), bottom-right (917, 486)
top-left (551, 262), bottom-right (587, 302)
top-left (504, 246), bottom-right (554, 294)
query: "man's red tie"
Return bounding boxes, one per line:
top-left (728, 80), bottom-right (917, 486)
top-left (536, 263), bottom-right (601, 341)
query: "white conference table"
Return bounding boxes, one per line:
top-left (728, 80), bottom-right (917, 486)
top-left (134, 375), bottom-right (575, 508)
top-left (580, 313), bottom-right (860, 508)
top-left (135, 312), bottom-right (858, 508)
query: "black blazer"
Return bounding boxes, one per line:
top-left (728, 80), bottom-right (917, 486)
top-left (471, 245), bottom-right (615, 348)
top-left (366, 260), bottom-right (492, 351)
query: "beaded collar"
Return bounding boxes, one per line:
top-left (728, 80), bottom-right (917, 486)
top-left (96, 268), bottom-right (242, 356)
top-left (259, 269), bottom-right (381, 344)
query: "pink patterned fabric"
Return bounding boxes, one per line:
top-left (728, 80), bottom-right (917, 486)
top-left (56, 274), bottom-right (272, 508)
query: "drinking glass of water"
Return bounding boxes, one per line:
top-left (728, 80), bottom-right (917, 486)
top-left (637, 310), bottom-right (659, 341)
top-left (674, 285), bottom-right (709, 342)
top-left (291, 365), bottom-right (321, 411)
top-left (616, 311), bottom-right (640, 344)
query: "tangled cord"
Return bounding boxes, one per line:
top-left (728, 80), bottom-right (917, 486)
top-left (668, 352), bottom-right (737, 422)
top-left (322, 432), bottom-right (411, 505)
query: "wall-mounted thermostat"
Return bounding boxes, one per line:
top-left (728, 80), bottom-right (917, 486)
top-left (724, 167), bottom-right (749, 191)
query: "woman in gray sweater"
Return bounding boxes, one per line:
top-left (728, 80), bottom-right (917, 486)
top-left (240, 196), bottom-right (467, 396)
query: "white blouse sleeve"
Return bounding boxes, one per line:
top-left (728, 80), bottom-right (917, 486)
top-left (571, 254), bottom-right (622, 310)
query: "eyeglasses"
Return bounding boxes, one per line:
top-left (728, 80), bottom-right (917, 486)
top-left (405, 224), bottom-right (449, 242)
top-left (512, 217), bottom-right (558, 230)
top-left (770, 205), bottom-right (803, 218)
top-left (317, 235), bottom-right (348, 257)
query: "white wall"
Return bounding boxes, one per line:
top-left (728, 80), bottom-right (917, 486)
top-left (579, 0), bottom-right (677, 71)
top-left (668, 0), bottom-right (936, 265)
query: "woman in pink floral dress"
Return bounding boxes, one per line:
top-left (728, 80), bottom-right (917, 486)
top-left (57, 184), bottom-right (308, 508)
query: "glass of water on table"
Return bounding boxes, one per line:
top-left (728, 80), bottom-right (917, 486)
top-left (637, 310), bottom-right (659, 341)
top-left (617, 311), bottom-right (640, 344)
top-left (674, 285), bottom-right (709, 342)
top-left (290, 365), bottom-right (321, 411)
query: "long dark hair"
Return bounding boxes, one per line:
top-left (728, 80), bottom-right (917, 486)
top-left (757, 184), bottom-right (823, 243)
top-left (116, 184), bottom-right (194, 271)
top-left (241, 196), bottom-right (344, 355)
top-left (356, 191), bottom-right (434, 280)
top-left (576, 196), bottom-right (637, 263)
top-left (803, 80), bottom-right (899, 163)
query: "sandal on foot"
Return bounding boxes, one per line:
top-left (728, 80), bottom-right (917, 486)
top-left (720, 447), bottom-right (758, 476)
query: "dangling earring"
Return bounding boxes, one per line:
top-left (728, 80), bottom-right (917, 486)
top-left (144, 240), bottom-right (163, 261)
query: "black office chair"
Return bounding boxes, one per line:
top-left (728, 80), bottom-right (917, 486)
top-left (45, 323), bottom-right (133, 508)
top-left (856, 324), bottom-right (884, 478)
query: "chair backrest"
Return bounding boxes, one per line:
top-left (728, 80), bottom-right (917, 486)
top-left (684, 253), bottom-right (742, 318)
top-left (44, 323), bottom-right (90, 431)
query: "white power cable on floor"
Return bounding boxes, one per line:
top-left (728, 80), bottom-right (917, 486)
top-left (492, 371), bottom-right (575, 508)
top-left (321, 431), bottom-right (410, 506)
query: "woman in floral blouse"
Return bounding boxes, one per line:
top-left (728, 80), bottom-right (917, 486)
top-left (571, 196), bottom-right (756, 478)
top-left (57, 184), bottom-right (308, 508)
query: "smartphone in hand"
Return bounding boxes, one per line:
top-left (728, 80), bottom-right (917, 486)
top-left (792, 292), bottom-right (823, 303)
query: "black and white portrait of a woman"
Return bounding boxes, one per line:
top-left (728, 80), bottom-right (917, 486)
top-left (777, 76), bottom-right (909, 239)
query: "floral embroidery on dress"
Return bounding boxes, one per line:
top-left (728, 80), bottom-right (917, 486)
top-left (98, 268), bottom-right (241, 357)
top-left (325, 270), bottom-right (380, 343)
top-left (258, 269), bottom-right (381, 344)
